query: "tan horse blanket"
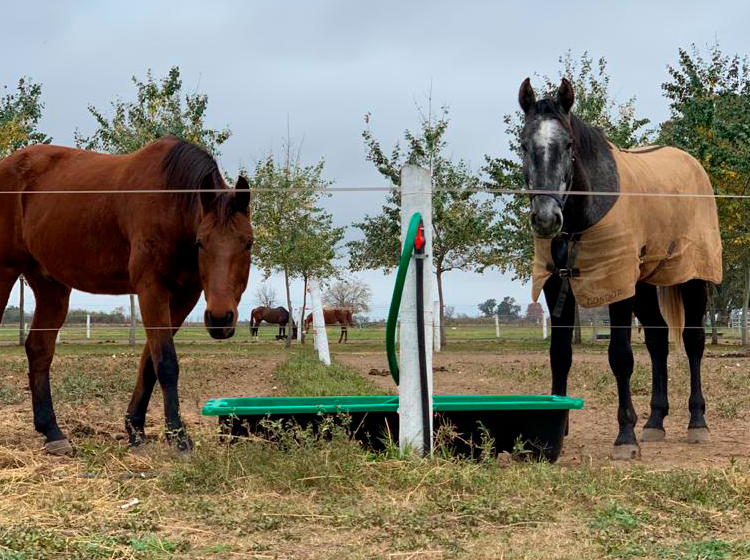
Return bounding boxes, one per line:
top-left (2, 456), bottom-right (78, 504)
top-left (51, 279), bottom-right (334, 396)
top-left (531, 145), bottom-right (722, 308)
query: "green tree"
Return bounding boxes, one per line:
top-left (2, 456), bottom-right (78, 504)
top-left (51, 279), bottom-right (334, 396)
top-left (1, 77), bottom-right (51, 344)
top-left (348, 106), bottom-right (503, 345)
top-left (658, 43), bottom-right (750, 345)
top-left (75, 66), bottom-right (231, 155)
top-left (497, 297), bottom-right (521, 323)
top-left (249, 149), bottom-right (344, 347)
top-left (478, 298), bottom-right (497, 317)
top-left (0, 77), bottom-right (51, 157)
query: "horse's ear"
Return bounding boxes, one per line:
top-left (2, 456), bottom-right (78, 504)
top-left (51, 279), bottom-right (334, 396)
top-left (233, 176), bottom-right (251, 215)
top-left (557, 78), bottom-right (575, 113)
top-left (519, 77), bottom-right (536, 114)
top-left (200, 173), bottom-right (217, 213)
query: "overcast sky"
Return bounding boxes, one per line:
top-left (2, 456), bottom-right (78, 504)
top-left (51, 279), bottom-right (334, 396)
top-left (2, 1), bottom-right (748, 321)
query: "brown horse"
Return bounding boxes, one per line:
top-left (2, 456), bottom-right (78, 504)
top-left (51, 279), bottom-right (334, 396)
top-left (304, 308), bottom-right (354, 343)
top-left (250, 305), bottom-right (297, 340)
top-left (0, 136), bottom-right (252, 454)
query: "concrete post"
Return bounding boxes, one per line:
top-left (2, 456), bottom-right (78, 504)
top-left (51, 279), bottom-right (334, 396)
top-left (398, 164), bottom-right (433, 456)
top-left (494, 314), bottom-right (500, 341)
top-left (542, 308), bottom-right (548, 339)
top-left (309, 279), bottom-right (331, 366)
top-left (86, 314), bottom-right (91, 340)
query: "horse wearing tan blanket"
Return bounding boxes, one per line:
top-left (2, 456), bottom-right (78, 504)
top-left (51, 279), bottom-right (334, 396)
top-left (517, 78), bottom-right (722, 460)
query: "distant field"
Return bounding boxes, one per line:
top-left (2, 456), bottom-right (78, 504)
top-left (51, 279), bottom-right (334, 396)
top-left (1, 320), bottom-right (744, 347)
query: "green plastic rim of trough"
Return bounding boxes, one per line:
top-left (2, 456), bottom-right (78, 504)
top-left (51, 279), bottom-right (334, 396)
top-left (201, 394), bottom-right (583, 416)
top-left (385, 211), bottom-right (422, 385)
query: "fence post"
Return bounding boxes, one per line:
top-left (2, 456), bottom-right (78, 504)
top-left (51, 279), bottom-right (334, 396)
top-left (542, 309), bottom-right (548, 339)
top-left (309, 278), bottom-right (331, 366)
top-left (433, 301), bottom-right (441, 352)
top-left (494, 314), bottom-right (500, 341)
top-left (399, 164), bottom-right (433, 456)
top-left (129, 294), bottom-right (137, 346)
top-left (86, 314), bottom-right (91, 340)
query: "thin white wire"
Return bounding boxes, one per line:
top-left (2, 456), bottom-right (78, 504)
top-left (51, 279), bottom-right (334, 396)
top-left (1, 187), bottom-right (750, 198)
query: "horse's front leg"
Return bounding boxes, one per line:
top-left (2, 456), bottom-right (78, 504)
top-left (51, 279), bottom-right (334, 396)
top-left (135, 284), bottom-right (192, 451)
top-left (609, 297), bottom-right (639, 460)
top-left (126, 289), bottom-right (200, 448)
top-left (542, 276), bottom-right (575, 397)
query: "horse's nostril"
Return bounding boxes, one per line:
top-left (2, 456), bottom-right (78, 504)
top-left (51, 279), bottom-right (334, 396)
top-left (226, 311), bottom-right (234, 324)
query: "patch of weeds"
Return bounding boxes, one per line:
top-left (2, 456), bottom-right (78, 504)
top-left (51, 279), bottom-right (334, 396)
top-left (129, 535), bottom-right (186, 555)
top-left (274, 348), bottom-right (389, 396)
top-left (715, 400), bottom-right (741, 419)
top-left (0, 526), bottom-right (119, 559)
top-left (54, 373), bottom-right (108, 404)
top-left (652, 539), bottom-right (750, 560)
top-left (0, 384), bottom-right (22, 405)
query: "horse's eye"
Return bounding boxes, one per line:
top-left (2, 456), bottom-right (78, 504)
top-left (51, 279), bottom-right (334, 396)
top-left (521, 142), bottom-right (529, 152)
top-left (245, 241), bottom-right (252, 251)
top-left (566, 141), bottom-right (573, 150)
top-left (196, 241), bottom-right (204, 250)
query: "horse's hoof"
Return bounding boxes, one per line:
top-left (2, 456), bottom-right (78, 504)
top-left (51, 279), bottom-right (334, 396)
top-left (44, 439), bottom-right (75, 456)
top-left (641, 428), bottom-right (666, 442)
top-left (687, 427), bottom-right (710, 443)
top-left (611, 443), bottom-right (640, 461)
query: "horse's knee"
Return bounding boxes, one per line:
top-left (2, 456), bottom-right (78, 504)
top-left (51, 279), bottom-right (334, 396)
top-left (608, 343), bottom-right (634, 376)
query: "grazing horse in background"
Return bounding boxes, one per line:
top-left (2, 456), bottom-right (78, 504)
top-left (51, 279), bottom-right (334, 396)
top-left (304, 308), bottom-right (354, 343)
top-left (250, 305), bottom-right (297, 340)
top-left (0, 136), bottom-right (253, 454)
top-left (518, 78), bottom-right (722, 460)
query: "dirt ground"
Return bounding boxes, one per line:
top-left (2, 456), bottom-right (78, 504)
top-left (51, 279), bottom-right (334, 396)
top-left (335, 348), bottom-right (750, 469)
top-left (1, 342), bottom-right (748, 470)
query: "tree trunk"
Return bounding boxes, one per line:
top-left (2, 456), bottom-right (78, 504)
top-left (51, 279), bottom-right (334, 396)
top-left (299, 275), bottom-right (308, 344)
top-left (573, 303), bottom-right (582, 345)
top-left (436, 269), bottom-right (446, 347)
top-left (129, 294), bottom-right (137, 345)
top-left (707, 288), bottom-right (718, 346)
top-left (743, 265), bottom-right (750, 350)
top-left (283, 268), bottom-right (293, 348)
top-left (18, 276), bottom-right (25, 347)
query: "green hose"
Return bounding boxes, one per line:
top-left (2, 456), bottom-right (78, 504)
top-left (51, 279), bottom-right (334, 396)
top-left (385, 212), bottom-right (422, 385)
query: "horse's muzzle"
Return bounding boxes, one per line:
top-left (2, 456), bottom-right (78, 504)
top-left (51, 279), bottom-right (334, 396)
top-left (204, 310), bottom-right (236, 339)
top-left (530, 197), bottom-right (563, 238)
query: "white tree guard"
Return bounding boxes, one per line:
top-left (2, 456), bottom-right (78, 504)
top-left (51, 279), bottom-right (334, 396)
top-left (542, 308), bottom-right (549, 339)
top-left (309, 279), bottom-right (331, 366)
top-left (494, 315), bottom-right (500, 340)
top-left (399, 164), bottom-right (433, 456)
top-left (86, 314), bottom-right (91, 339)
top-left (297, 306), bottom-right (304, 342)
top-left (433, 300), bottom-right (441, 352)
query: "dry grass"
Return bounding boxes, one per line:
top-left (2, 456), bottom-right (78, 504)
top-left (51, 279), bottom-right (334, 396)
top-left (0, 341), bottom-right (749, 558)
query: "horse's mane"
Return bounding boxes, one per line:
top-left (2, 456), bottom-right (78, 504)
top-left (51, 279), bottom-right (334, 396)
top-left (161, 137), bottom-right (232, 216)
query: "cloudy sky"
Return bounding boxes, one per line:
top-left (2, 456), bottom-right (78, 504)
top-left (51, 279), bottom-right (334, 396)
top-left (2, 1), bottom-right (748, 321)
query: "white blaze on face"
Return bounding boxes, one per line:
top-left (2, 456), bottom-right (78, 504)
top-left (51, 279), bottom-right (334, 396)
top-left (534, 119), bottom-right (563, 167)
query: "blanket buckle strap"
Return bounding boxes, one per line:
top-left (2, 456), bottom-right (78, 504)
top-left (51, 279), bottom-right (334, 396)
top-left (549, 233), bottom-right (582, 319)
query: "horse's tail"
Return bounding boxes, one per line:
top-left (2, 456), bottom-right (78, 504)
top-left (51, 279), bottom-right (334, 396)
top-left (657, 286), bottom-right (684, 347)
top-left (345, 309), bottom-right (354, 326)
